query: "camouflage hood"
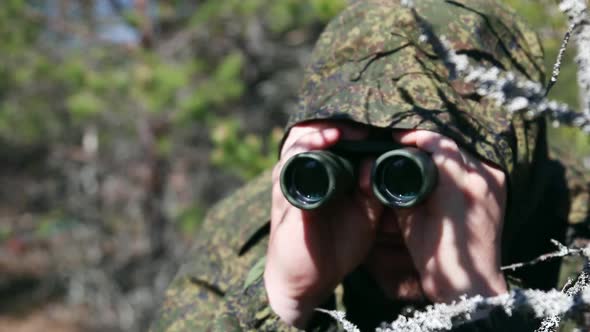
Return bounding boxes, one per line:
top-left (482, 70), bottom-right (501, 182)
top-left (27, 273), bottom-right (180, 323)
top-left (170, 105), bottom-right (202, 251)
top-left (285, 0), bottom-right (562, 267)
top-left (287, 0), bottom-right (545, 176)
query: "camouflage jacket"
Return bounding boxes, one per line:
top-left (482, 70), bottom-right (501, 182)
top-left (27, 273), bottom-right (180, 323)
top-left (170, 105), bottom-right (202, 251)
top-left (150, 151), bottom-right (589, 331)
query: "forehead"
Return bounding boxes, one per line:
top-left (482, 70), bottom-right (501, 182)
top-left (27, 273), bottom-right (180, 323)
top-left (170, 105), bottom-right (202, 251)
top-left (293, 119), bottom-right (410, 140)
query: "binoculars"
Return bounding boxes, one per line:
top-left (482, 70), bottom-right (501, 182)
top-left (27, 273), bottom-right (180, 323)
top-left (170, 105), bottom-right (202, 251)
top-left (280, 140), bottom-right (437, 210)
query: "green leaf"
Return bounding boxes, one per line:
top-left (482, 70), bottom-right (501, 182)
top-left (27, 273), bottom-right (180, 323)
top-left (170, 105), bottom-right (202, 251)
top-left (243, 256), bottom-right (266, 291)
top-left (176, 206), bottom-right (205, 234)
top-left (60, 61), bottom-right (87, 87)
top-left (123, 11), bottom-right (142, 28)
top-left (154, 63), bottom-right (189, 92)
top-left (179, 92), bottom-right (209, 120)
top-left (214, 53), bottom-right (244, 82)
top-left (66, 91), bottom-right (103, 118)
top-left (238, 0), bottom-right (264, 15)
top-left (190, 2), bottom-right (225, 26)
top-left (310, 0), bottom-right (346, 22)
top-left (267, 2), bottom-right (296, 33)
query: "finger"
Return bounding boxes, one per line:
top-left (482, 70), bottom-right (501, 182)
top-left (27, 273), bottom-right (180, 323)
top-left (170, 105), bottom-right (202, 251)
top-left (282, 122), bottom-right (370, 157)
top-left (280, 128), bottom-right (340, 161)
top-left (281, 122), bottom-right (336, 155)
top-left (393, 130), bottom-right (466, 188)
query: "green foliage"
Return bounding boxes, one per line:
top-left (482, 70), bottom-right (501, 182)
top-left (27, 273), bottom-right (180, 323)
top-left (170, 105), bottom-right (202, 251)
top-left (35, 215), bottom-right (79, 238)
top-left (67, 91), bottom-right (104, 118)
top-left (502, 0), bottom-right (564, 28)
top-left (179, 52), bottom-right (245, 121)
top-left (266, 0), bottom-right (346, 33)
top-left (2, 0), bottom-right (587, 236)
top-left (191, 0), bottom-right (345, 34)
top-left (0, 0), bottom-right (347, 149)
top-left (0, 224), bottom-right (10, 242)
top-left (209, 52), bottom-right (246, 105)
top-left (310, 0), bottom-right (347, 22)
top-left (0, 2), bottom-right (59, 144)
top-left (123, 10), bottom-right (143, 29)
top-left (211, 119), bottom-right (283, 180)
top-left (137, 59), bottom-right (192, 113)
top-left (215, 53), bottom-right (244, 82)
top-left (176, 206), bottom-right (205, 234)
top-left (179, 0), bottom-right (345, 179)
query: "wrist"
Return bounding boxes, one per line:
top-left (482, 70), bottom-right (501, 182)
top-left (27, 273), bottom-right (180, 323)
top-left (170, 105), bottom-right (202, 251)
top-left (265, 292), bottom-right (314, 328)
top-left (264, 268), bottom-right (333, 329)
top-left (264, 277), bottom-right (319, 328)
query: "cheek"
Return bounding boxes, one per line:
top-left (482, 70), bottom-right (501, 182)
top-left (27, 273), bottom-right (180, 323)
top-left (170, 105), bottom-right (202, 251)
top-left (362, 248), bottom-right (424, 301)
top-left (376, 208), bottom-right (400, 235)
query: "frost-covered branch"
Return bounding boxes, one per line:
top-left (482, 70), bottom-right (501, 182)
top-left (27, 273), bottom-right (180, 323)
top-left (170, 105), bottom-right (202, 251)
top-left (462, 66), bottom-right (590, 133)
top-left (559, 0), bottom-right (590, 117)
top-left (322, 286), bottom-right (590, 332)
top-left (317, 309), bottom-right (361, 332)
top-left (317, 241), bottom-right (590, 332)
top-left (502, 240), bottom-right (587, 271)
top-left (547, 22), bottom-right (576, 94)
top-left (404, 2), bottom-right (590, 133)
top-left (536, 259), bottom-right (590, 332)
top-left (377, 289), bottom-right (583, 332)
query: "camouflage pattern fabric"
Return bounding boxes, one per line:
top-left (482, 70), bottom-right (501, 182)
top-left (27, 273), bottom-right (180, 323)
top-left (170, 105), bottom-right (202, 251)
top-left (151, 0), bottom-right (589, 331)
top-left (283, 0), bottom-right (550, 267)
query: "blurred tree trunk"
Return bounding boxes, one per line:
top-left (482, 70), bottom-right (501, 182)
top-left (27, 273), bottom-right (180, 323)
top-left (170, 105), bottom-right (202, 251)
top-left (134, 0), bottom-right (154, 49)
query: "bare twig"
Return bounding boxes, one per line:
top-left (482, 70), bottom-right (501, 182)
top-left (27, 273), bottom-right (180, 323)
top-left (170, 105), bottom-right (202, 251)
top-left (502, 240), bottom-right (586, 271)
top-left (547, 22), bottom-right (576, 94)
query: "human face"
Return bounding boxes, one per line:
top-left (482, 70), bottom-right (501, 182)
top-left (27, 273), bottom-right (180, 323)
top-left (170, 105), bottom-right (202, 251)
top-left (363, 207), bottom-right (426, 302)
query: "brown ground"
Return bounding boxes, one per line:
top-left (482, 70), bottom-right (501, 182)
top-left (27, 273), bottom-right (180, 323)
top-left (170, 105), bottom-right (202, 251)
top-left (0, 302), bottom-right (82, 332)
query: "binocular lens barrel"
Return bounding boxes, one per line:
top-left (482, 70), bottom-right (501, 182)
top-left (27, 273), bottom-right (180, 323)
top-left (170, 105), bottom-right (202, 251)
top-left (280, 147), bottom-right (436, 209)
top-left (280, 151), bottom-right (354, 210)
top-left (375, 156), bottom-right (422, 202)
top-left (286, 157), bottom-right (329, 205)
top-left (371, 148), bottom-right (436, 208)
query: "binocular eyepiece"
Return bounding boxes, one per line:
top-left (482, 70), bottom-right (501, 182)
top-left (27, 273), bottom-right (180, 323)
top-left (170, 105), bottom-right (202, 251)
top-left (280, 140), bottom-right (437, 210)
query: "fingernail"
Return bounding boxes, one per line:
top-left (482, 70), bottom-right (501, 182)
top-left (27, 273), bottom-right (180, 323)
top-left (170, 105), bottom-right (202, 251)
top-left (321, 128), bottom-right (339, 141)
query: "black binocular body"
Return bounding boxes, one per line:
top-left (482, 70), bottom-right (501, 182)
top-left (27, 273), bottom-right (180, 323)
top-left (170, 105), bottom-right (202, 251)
top-left (279, 140), bottom-right (437, 210)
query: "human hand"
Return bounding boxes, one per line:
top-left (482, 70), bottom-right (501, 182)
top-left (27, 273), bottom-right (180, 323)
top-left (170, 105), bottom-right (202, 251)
top-left (264, 121), bottom-right (384, 328)
top-left (388, 130), bottom-right (508, 302)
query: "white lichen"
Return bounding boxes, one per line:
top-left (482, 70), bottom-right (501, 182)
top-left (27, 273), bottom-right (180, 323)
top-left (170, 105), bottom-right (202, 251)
top-left (317, 308), bottom-right (361, 332)
top-left (376, 289), bottom-right (583, 332)
top-left (559, 0), bottom-right (590, 117)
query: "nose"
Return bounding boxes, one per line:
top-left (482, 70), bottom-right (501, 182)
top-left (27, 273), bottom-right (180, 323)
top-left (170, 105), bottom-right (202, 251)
top-left (358, 158), bottom-right (375, 196)
top-left (378, 208), bottom-right (400, 235)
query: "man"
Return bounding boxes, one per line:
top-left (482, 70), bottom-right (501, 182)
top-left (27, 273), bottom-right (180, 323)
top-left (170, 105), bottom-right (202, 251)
top-left (151, 0), bottom-right (589, 331)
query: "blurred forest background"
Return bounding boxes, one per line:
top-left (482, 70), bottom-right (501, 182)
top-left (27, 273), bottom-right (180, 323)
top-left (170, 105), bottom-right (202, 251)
top-left (0, 0), bottom-right (588, 331)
